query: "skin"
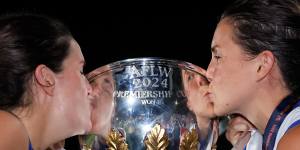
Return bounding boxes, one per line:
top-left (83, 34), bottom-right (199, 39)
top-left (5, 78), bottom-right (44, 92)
top-left (53, 39), bottom-right (92, 133)
top-left (11, 39), bottom-right (93, 150)
top-left (226, 115), bottom-right (254, 148)
top-left (86, 66), bottom-right (115, 138)
top-left (182, 66), bottom-right (214, 119)
top-left (182, 65), bottom-right (216, 142)
top-left (206, 18), bottom-right (297, 149)
top-left (0, 111), bottom-right (29, 150)
top-left (277, 126), bottom-right (300, 149)
top-left (206, 18), bottom-right (260, 118)
top-left (45, 140), bottom-right (65, 150)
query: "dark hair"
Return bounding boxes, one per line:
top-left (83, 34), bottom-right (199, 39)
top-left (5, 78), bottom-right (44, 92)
top-left (221, 0), bottom-right (300, 95)
top-left (0, 13), bottom-right (73, 110)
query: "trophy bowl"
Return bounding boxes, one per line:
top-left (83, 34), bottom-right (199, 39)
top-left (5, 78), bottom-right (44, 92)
top-left (85, 57), bottom-right (217, 150)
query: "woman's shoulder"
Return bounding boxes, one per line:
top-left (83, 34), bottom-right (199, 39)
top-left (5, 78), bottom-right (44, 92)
top-left (0, 110), bottom-right (29, 149)
top-left (277, 125), bottom-right (300, 150)
top-left (276, 105), bottom-right (300, 150)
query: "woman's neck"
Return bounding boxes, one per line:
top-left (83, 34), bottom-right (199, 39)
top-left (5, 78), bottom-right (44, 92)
top-left (13, 104), bottom-right (56, 150)
top-left (241, 90), bottom-right (291, 134)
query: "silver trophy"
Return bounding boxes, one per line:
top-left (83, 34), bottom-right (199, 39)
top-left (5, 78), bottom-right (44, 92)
top-left (84, 58), bottom-right (219, 150)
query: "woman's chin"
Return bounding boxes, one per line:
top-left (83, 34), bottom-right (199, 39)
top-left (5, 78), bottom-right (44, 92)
top-left (214, 107), bottom-right (228, 117)
top-left (90, 124), bottom-right (111, 137)
top-left (79, 121), bottom-right (93, 135)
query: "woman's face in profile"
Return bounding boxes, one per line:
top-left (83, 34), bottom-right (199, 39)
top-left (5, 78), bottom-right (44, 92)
top-left (55, 39), bottom-right (93, 134)
top-left (88, 68), bottom-right (115, 137)
top-left (182, 69), bottom-right (214, 118)
top-left (206, 18), bottom-right (258, 116)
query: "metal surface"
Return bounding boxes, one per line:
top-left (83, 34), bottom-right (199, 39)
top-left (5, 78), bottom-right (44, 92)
top-left (86, 58), bottom-right (214, 150)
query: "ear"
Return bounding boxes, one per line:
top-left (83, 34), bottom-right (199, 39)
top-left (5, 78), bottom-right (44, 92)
top-left (34, 64), bottom-right (56, 95)
top-left (255, 50), bottom-right (275, 81)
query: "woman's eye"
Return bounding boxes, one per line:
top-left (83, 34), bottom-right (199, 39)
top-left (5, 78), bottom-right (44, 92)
top-left (214, 56), bottom-right (221, 60)
top-left (188, 74), bottom-right (194, 81)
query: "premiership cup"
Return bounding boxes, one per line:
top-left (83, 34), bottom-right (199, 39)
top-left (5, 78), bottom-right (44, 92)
top-left (85, 58), bottom-right (218, 150)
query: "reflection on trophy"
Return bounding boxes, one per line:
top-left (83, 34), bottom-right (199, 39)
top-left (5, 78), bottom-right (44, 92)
top-left (85, 58), bottom-right (218, 150)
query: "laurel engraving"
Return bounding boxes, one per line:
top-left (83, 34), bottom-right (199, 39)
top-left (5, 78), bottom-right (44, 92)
top-left (107, 129), bottom-right (128, 150)
top-left (144, 124), bottom-right (169, 150)
top-left (179, 128), bottom-right (199, 150)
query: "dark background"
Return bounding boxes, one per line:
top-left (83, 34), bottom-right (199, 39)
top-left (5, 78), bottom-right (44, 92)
top-left (0, 1), bottom-right (234, 73)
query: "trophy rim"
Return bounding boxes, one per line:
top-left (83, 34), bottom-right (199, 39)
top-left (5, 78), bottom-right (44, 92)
top-left (86, 57), bottom-right (205, 82)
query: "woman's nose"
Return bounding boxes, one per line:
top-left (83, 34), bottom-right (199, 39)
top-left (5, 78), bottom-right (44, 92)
top-left (206, 62), bottom-right (215, 82)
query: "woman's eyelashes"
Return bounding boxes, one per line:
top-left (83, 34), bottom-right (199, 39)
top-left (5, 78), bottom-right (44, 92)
top-left (214, 55), bottom-right (221, 62)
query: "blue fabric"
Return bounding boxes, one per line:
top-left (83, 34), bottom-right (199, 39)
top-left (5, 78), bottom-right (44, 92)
top-left (28, 140), bottom-right (33, 150)
top-left (199, 138), bottom-right (208, 150)
top-left (287, 100), bottom-right (300, 130)
top-left (288, 120), bottom-right (300, 130)
top-left (198, 121), bottom-right (212, 150)
top-left (263, 95), bottom-right (299, 150)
